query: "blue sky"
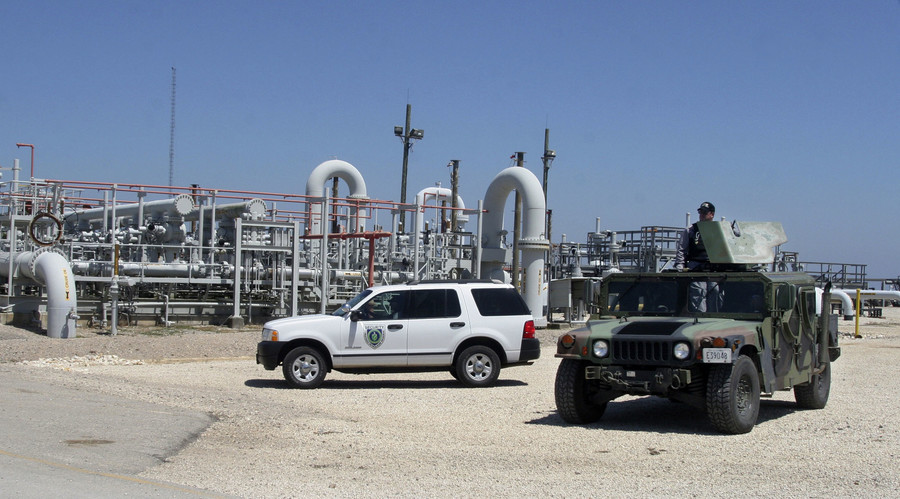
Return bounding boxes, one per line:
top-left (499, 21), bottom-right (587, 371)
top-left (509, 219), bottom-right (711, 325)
top-left (2, 1), bottom-right (898, 278)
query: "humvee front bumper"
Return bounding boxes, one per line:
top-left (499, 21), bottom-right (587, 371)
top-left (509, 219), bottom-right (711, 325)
top-left (585, 365), bottom-right (694, 395)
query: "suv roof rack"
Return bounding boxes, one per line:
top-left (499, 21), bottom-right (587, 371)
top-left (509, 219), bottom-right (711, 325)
top-left (406, 279), bottom-right (503, 285)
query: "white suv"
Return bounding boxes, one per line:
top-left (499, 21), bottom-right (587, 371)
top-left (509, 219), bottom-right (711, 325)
top-left (256, 280), bottom-right (540, 388)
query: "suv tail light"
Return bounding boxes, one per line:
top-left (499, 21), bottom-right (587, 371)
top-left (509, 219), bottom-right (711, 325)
top-left (523, 320), bottom-right (536, 339)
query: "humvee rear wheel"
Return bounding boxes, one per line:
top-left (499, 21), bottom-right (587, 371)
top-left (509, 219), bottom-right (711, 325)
top-left (706, 355), bottom-right (760, 434)
top-left (555, 359), bottom-right (607, 423)
top-left (794, 359), bottom-right (831, 409)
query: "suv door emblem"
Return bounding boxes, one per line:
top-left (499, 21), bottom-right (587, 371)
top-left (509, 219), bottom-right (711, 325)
top-left (365, 326), bottom-right (386, 349)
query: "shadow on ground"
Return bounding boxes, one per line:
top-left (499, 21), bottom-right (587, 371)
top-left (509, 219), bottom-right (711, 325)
top-left (245, 377), bottom-right (527, 390)
top-left (526, 396), bottom-right (800, 435)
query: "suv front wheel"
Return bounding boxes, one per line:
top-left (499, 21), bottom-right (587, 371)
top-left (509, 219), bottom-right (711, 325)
top-left (455, 345), bottom-right (501, 387)
top-left (283, 346), bottom-right (327, 389)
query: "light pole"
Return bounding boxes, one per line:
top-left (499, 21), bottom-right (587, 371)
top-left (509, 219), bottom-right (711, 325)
top-left (16, 143), bottom-right (34, 178)
top-left (541, 129), bottom-right (556, 281)
top-left (541, 130), bottom-right (556, 244)
top-left (394, 104), bottom-right (424, 233)
top-left (512, 152), bottom-right (525, 290)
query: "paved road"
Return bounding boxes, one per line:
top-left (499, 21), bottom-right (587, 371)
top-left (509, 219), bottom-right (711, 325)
top-left (0, 368), bottom-right (225, 497)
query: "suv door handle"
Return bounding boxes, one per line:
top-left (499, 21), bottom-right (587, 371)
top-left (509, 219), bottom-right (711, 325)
top-left (450, 322), bottom-right (466, 328)
top-left (388, 324), bottom-right (403, 331)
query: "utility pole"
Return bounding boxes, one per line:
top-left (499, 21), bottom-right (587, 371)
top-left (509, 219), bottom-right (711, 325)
top-left (448, 160), bottom-right (459, 231)
top-left (169, 67), bottom-right (176, 187)
top-left (512, 152), bottom-right (525, 290)
top-left (394, 105), bottom-right (424, 233)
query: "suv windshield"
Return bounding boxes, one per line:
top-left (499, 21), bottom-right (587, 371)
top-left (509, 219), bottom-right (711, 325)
top-left (334, 289), bottom-right (373, 316)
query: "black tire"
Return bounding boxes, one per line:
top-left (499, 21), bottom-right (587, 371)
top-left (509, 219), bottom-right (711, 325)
top-left (455, 345), bottom-right (501, 387)
top-left (706, 355), bottom-right (760, 434)
top-left (794, 360), bottom-right (831, 409)
top-left (282, 346), bottom-right (327, 389)
top-left (554, 359), bottom-right (607, 424)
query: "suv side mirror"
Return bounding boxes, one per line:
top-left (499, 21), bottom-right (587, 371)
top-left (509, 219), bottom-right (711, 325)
top-left (775, 283), bottom-right (795, 310)
top-left (350, 309), bottom-right (362, 322)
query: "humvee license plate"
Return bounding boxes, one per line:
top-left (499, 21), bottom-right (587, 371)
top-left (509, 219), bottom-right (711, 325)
top-left (703, 348), bottom-right (732, 363)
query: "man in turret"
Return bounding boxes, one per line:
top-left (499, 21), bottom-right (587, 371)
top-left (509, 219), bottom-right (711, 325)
top-left (675, 202), bottom-right (723, 312)
top-left (675, 201), bottom-right (715, 271)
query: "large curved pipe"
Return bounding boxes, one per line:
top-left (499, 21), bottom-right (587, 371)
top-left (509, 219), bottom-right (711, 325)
top-left (414, 187), bottom-right (469, 232)
top-left (837, 289), bottom-right (900, 319)
top-left (305, 160), bottom-right (369, 235)
top-left (481, 167), bottom-right (549, 325)
top-left (820, 288), bottom-right (899, 320)
top-left (827, 289), bottom-right (854, 320)
top-left (1, 250), bottom-right (78, 338)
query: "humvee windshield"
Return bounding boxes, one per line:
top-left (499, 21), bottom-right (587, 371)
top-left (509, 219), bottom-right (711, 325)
top-left (606, 276), bottom-right (765, 317)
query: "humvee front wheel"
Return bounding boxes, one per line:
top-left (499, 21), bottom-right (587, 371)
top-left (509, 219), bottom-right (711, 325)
top-left (706, 355), bottom-right (760, 434)
top-left (794, 359), bottom-right (831, 409)
top-left (555, 359), bottom-right (607, 423)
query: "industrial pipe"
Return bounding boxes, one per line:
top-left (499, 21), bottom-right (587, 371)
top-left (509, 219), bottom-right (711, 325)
top-left (0, 249), bottom-right (78, 338)
top-left (305, 160), bottom-right (369, 236)
top-left (414, 187), bottom-right (469, 233)
top-left (64, 194), bottom-right (195, 228)
top-left (481, 166), bottom-right (549, 326)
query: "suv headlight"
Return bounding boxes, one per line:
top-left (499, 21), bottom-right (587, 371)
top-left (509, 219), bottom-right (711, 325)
top-left (593, 340), bottom-right (609, 358)
top-left (673, 342), bottom-right (690, 360)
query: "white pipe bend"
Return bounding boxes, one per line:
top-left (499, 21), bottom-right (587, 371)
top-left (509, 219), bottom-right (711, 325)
top-left (482, 167), bottom-right (546, 249)
top-left (305, 160), bottom-right (369, 235)
top-left (480, 166), bottom-right (548, 325)
top-left (17, 250), bottom-right (78, 338)
top-left (415, 187), bottom-right (468, 231)
top-left (305, 160), bottom-right (368, 198)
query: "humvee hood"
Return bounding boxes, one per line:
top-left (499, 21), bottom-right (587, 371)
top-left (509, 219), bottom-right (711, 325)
top-left (589, 316), bottom-right (758, 339)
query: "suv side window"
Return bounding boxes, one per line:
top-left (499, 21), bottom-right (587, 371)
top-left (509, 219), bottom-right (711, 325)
top-left (408, 289), bottom-right (462, 319)
top-left (471, 288), bottom-right (530, 316)
top-left (361, 291), bottom-right (408, 320)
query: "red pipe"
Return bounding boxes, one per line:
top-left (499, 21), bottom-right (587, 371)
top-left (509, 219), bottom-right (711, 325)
top-left (301, 231), bottom-right (392, 287)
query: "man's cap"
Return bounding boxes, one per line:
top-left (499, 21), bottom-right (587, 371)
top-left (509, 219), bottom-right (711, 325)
top-left (698, 202), bottom-right (715, 213)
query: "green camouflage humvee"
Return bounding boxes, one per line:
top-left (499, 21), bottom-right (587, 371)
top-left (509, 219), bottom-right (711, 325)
top-left (554, 221), bottom-right (841, 434)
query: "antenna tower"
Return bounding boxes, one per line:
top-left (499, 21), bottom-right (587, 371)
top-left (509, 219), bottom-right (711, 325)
top-left (169, 67), bottom-right (176, 187)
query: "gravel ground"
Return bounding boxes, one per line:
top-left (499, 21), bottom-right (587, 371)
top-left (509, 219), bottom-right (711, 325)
top-left (2, 309), bottom-right (899, 498)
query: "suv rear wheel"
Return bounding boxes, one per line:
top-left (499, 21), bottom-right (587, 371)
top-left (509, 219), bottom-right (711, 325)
top-left (455, 345), bottom-right (501, 387)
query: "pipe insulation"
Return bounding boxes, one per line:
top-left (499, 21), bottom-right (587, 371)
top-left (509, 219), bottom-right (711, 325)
top-left (0, 250), bottom-right (78, 338)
